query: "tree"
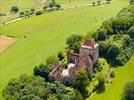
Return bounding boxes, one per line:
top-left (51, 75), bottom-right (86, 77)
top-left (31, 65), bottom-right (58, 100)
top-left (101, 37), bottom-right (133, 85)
top-left (73, 69), bottom-right (89, 95)
top-left (43, 6), bottom-right (48, 10)
top-left (34, 64), bottom-right (52, 81)
top-left (92, 2), bottom-right (95, 6)
top-left (3, 75), bottom-right (81, 100)
top-left (30, 8), bottom-right (35, 14)
top-left (46, 55), bottom-right (57, 65)
top-left (106, 45), bottom-right (119, 61)
top-left (66, 34), bottom-right (83, 48)
top-left (128, 26), bottom-right (134, 38)
top-left (122, 81), bottom-right (134, 100)
top-left (129, 0), bottom-right (134, 4)
top-left (96, 73), bottom-right (105, 92)
top-left (55, 4), bottom-right (61, 9)
top-left (35, 11), bottom-right (42, 16)
top-left (58, 51), bottom-right (64, 61)
top-left (106, 0), bottom-right (112, 4)
top-left (19, 11), bottom-right (24, 17)
top-left (10, 6), bottom-right (19, 13)
top-left (49, 2), bottom-right (55, 8)
top-left (97, 1), bottom-right (101, 5)
top-left (95, 28), bottom-right (108, 41)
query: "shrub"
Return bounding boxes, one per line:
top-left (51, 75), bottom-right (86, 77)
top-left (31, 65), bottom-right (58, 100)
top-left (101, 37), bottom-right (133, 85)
top-left (55, 4), bottom-right (61, 9)
top-left (49, 2), bottom-right (55, 8)
top-left (95, 28), bottom-right (108, 41)
top-left (66, 34), bottom-right (83, 48)
top-left (92, 2), bottom-right (96, 6)
top-left (0, 13), bottom-right (6, 16)
top-left (19, 11), bottom-right (24, 17)
top-left (122, 81), bottom-right (134, 100)
top-left (34, 64), bottom-right (52, 81)
top-left (106, 45), bottom-right (119, 60)
top-left (110, 71), bottom-right (115, 78)
top-left (43, 6), bottom-right (48, 10)
top-left (46, 55), bottom-right (57, 66)
top-left (97, 73), bottom-right (106, 92)
top-left (58, 51), bottom-right (64, 61)
top-left (128, 26), bottom-right (134, 38)
top-left (36, 11), bottom-right (43, 15)
top-left (129, 0), bottom-right (134, 5)
top-left (3, 75), bottom-right (81, 100)
top-left (97, 1), bottom-right (101, 5)
top-left (10, 6), bottom-right (19, 13)
top-left (73, 69), bottom-right (89, 96)
top-left (30, 8), bottom-right (35, 14)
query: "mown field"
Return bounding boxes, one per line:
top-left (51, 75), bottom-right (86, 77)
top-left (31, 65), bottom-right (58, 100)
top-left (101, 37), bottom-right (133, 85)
top-left (0, 0), bottom-right (129, 99)
top-left (0, 0), bottom-right (46, 13)
top-left (57, 0), bottom-right (105, 8)
top-left (0, 0), bottom-right (49, 23)
top-left (89, 56), bottom-right (134, 100)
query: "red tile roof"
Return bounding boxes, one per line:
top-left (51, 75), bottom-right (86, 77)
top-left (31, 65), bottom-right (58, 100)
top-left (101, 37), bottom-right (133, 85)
top-left (82, 39), bottom-right (96, 47)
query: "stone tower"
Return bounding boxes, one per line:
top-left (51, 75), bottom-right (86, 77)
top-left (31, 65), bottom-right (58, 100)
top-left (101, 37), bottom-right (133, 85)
top-left (79, 39), bottom-right (99, 64)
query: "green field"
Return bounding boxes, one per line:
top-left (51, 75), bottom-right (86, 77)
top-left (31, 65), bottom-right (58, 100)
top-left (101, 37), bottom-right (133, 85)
top-left (0, 0), bottom-right (49, 24)
top-left (57, 0), bottom-right (105, 8)
top-left (89, 56), bottom-right (134, 100)
top-left (0, 0), bottom-right (129, 99)
top-left (0, 0), bottom-right (47, 13)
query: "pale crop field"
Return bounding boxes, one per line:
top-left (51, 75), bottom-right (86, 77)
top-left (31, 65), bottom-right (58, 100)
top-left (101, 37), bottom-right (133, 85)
top-left (0, 0), bottom-right (129, 99)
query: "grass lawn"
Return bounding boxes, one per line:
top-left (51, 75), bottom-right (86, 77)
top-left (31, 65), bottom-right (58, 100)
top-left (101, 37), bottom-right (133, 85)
top-left (0, 0), bottom-right (46, 13)
top-left (57, 0), bottom-right (106, 8)
top-left (0, 0), bottom-right (49, 23)
top-left (0, 0), bottom-right (129, 99)
top-left (89, 56), bottom-right (134, 100)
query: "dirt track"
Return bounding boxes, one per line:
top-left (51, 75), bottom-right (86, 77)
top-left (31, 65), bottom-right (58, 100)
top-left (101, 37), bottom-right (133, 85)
top-left (0, 36), bottom-right (18, 53)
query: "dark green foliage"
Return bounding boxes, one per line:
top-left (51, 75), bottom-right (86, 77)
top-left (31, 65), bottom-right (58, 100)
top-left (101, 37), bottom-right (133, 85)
top-left (92, 2), bottom-right (95, 6)
top-left (97, 74), bottom-right (105, 92)
top-left (97, 1), bottom-right (101, 5)
top-left (95, 5), bottom-right (134, 66)
top-left (106, 0), bottom-right (112, 4)
top-left (122, 81), bottom-right (134, 100)
top-left (66, 34), bottom-right (83, 52)
top-left (110, 71), bottom-right (115, 78)
top-left (106, 45), bottom-right (119, 61)
top-left (3, 75), bottom-right (81, 100)
top-left (36, 11), bottom-right (43, 15)
top-left (30, 8), bottom-right (35, 14)
top-left (95, 28), bottom-right (108, 41)
top-left (128, 26), bottom-right (134, 38)
top-left (58, 51), bottom-right (65, 61)
top-left (43, 0), bottom-right (61, 12)
top-left (43, 6), bottom-right (47, 10)
top-left (46, 55), bottom-right (57, 66)
top-left (19, 11), bottom-right (25, 17)
top-left (117, 5), bottom-right (134, 17)
top-left (129, 0), bottom-right (134, 5)
top-left (116, 35), bottom-right (134, 65)
top-left (49, 2), bottom-right (55, 8)
top-left (10, 6), bottom-right (19, 13)
top-left (94, 60), bottom-right (103, 72)
top-left (73, 69), bottom-right (89, 96)
top-left (34, 64), bottom-right (52, 81)
top-left (55, 4), bottom-right (61, 9)
top-left (99, 42), bottom-right (110, 56)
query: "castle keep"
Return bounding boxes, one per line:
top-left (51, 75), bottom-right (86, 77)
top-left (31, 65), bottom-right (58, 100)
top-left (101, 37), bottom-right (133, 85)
top-left (48, 39), bottom-right (99, 85)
